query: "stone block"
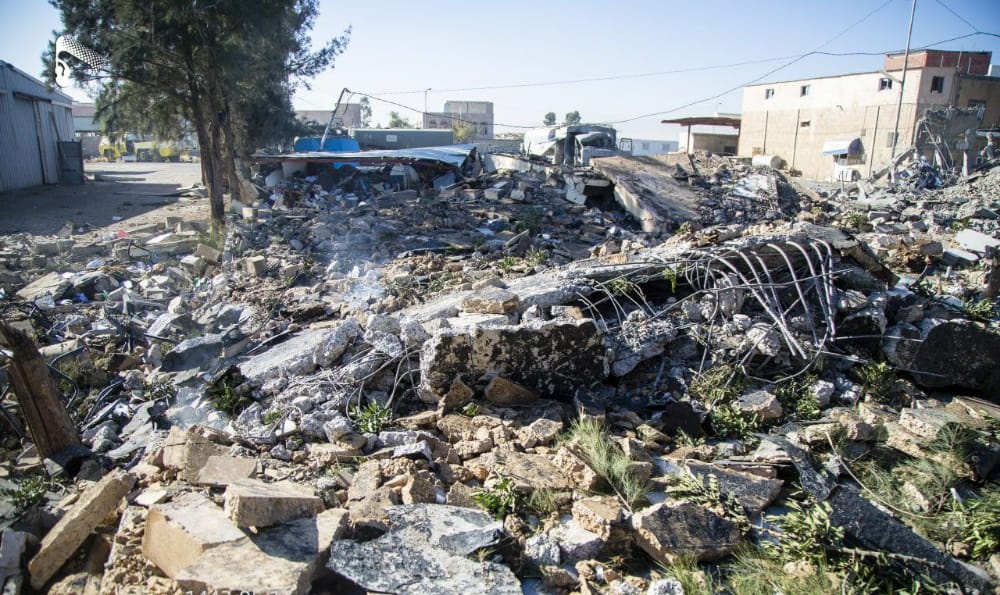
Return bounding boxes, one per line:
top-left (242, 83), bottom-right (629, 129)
top-left (484, 376), bottom-right (539, 405)
top-left (193, 455), bottom-right (258, 487)
top-left (245, 255), bottom-right (267, 277)
top-left (630, 501), bottom-right (741, 564)
top-left (28, 470), bottom-right (135, 590)
top-left (224, 479), bottom-right (323, 528)
top-left (175, 508), bottom-right (348, 595)
top-left (160, 426), bottom-right (228, 483)
top-left (194, 243), bottom-right (223, 265)
top-left (142, 492), bottom-right (246, 579)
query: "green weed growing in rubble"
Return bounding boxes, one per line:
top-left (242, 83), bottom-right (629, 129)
top-left (957, 488), bottom-right (1000, 560)
top-left (564, 417), bottom-right (649, 511)
top-left (525, 248), bottom-right (549, 267)
top-left (460, 402), bottom-right (480, 417)
top-left (844, 211), bottom-right (867, 230)
top-left (689, 364), bottom-right (747, 406)
top-left (604, 276), bottom-right (636, 297)
top-left (964, 298), bottom-right (997, 322)
top-left (496, 255), bottom-right (519, 275)
top-left (662, 267), bottom-right (679, 293)
top-left (708, 403), bottom-right (759, 441)
top-left (654, 556), bottom-right (719, 595)
top-left (473, 475), bottom-right (521, 518)
top-left (0, 476), bottom-right (50, 513)
top-left (853, 361), bottom-right (895, 403)
top-left (350, 401), bottom-right (392, 434)
top-left (772, 375), bottom-right (821, 421)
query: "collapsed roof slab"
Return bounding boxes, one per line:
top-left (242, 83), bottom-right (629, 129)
top-left (590, 154), bottom-right (702, 234)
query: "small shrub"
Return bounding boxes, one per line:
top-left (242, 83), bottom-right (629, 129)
top-left (844, 211), bottom-right (867, 230)
top-left (565, 417), bottom-right (649, 511)
top-left (350, 401), bottom-right (392, 434)
top-left (460, 402), bottom-right (480, 417)
top-left (525, 248), bottom-right (549, 267)
top-left (604, 277), bottom-right (636, 297)
top-left (662, 267), bottom-right (679, 293)
top-left (517, 206), bottom-right (544, 235)
top-left (708, 403), bottom-right (759, 440)
top-left (496, 256), bottom-right (519, 275)
top-left (525, 488), bottom-right (560, 517)
top-left (690, 364), bottom-right (747, 406)
top-left (773, 375), bottom-right (821, 420)
top-left (655, 556), bottom-right (718, 595)
top-left (854, 361), bottom-right (895, 403)
top-left (207, 378), bottom-right (253, 416)
top-left (0, 476), bottom-right (49, 513)
top-left (958, 488), bottom-right (1000, 560)
top-left (473, 475), bottom-right (521, 518)
top-left (262, 410), bottom-right (282, 425)
top-left (965, 298), bottom-right (997, 322)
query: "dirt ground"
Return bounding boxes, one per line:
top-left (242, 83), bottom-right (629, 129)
top-left (0, 162), bottom-right (210, 237)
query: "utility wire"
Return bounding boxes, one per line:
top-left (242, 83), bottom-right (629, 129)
top-left (343, 29), bottom-right (1000, 130)
top-left (934, 0), bottom-right (981, 33)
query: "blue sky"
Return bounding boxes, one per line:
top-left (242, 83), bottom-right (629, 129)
top-left (3, 0), bottom-right (999, 140)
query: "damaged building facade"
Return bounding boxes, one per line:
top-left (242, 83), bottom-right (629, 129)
top-left (738, 49), bottom-right (1000, 180)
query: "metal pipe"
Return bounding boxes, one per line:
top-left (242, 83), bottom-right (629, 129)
top-left (889, 0), bottom-right (918, 165)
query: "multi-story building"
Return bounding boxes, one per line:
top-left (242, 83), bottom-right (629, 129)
top-left (737, 50), bottom-right (1000, 180)
top-left (423, 100), bottom-right (494, 139)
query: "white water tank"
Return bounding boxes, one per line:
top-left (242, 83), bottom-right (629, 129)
top-left (751, 155), bottom-right (783, 168)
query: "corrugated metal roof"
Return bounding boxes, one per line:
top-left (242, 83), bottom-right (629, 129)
top-left (0, 61), bottom-right (77, 192)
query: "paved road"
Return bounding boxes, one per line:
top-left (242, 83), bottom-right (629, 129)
top-left (0, 162), bottom-right (209, 236)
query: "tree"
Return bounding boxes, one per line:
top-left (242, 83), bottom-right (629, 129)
top-left (388, 111), bottom-right (413, 128)
top-left (359, 96), bottom-right (372, 127)
top-left (453, 121), bottom-right (476, 142)
top-left (564, 110), bottom-right (582, 126)
top-left (46, 0), bottom-right (349, 225)
top-left (543, 112), bottom-right (556, 126)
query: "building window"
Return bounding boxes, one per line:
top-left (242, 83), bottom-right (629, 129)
top-left (800, 121), bottom-right (811, 128)
top-left (879, 78), bottom-right (893, 91)
top-left (764, 88), bottom-right (775, 99)
top-left (930, 76), bottom-right (944, 93)
top-left (800, 85), bottom-right (810, 96)
top-left (885, 131), bottom-right (898, 147)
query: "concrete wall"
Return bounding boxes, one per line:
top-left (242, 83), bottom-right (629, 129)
top-left (0, 61), bottom-right (75, 192)
top-left (686, 133), bottom-right (738, 155)
top-left (628, 139), bottom-right (679, 156)
top-left (885, 50), bottom-right (991, 75)
top-left (736, 67), bottom-right (994, 180)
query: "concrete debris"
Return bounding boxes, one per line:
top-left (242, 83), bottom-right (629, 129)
top-left (27, 470), bottom-right (135, 590)
top-left (327, 504), bottom-right (520, 595)
top-left (3, 151), bottom-right (1000, 594)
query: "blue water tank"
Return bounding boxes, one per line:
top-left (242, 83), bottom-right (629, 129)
top-left (293, 136), bottom-right (360, 153)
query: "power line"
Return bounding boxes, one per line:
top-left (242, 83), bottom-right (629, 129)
top-left (934, 0), bottom-right (980, 33)
top-left (343, 30), bottom-right (1000, 130)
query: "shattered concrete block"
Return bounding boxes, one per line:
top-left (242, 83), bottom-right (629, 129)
top-left (400, 474), bottom-right (437, 505)
top-left (684, 461), bottom-right (783, 517)
top-left (15, 271), bottom-right (71, 303)
top-left (175, 508), bottom-right (348, 595)
top-left (238, 319), bottom-right (361, 382)
top-left (194, 243), bottom-right (223, 265)
top-left (245, 255), bottom-right (267, 277)
top-left (160, 426), bottom-right (228, 483)
top-left (548, 517), bottom-right (605, 563)
top-left (736, 390), bottom-right (783, 422)
top-left (884, 319), bottom-right (1000, 393)
top-left (193, 455), bottom-right (258, 487)
top-left (328, 505), bottom-right (520, 595)
top-left (471, 452), bottom-right (576, 492)
top-left (461, 289), bottom-right (520, 315)
top-left (898, 407), bottom-right (977, 439)
top-left (630, 501), bottom-right (741, 565)
top-left (224, 479), bottom-right (324, 528)
top-left (484, 376), bottom-right (539, 405)
top-left (572, 496), bottom-right (623, 540)
top-left (28, 470), bottom-right (135, 590)
top-left (142, 492), bottom-right (247, 579)
top-left (418, 318), bottom-right (607, 403)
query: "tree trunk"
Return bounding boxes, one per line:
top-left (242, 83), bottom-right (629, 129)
top-left (221, 95), bottom-right (241, 204)
top-left (205, 74), bottom-right (227, 225)
top-left (0, 322), bottom-right (81, 458)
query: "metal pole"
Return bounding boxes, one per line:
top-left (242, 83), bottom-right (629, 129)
top-left (889, 0), bottom-right (917, 164)
top-left (424, 88), bottom-right (431, 127)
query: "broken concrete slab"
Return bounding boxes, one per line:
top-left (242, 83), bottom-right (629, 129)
top-left (327, 504), bottom-right (520, 595)
top-left (175, 508), bottom-right (348, 595)
top-left (224, 479), bottom-right (324, 528)
top-left (470, 451), bottom-right (577, 492)
top-left (192, 455), bottom-right (258, 487)
top-left (418, 318), bottom-right (607, 402)
top-left (684, 461), bottom-right (783, 516)
top-left (15, 271), bottom-right (71, 303)
top-left (590, 155), bottom-right (703, 233)
top-left (884, 319), bottom-right (1000, 393)
top-left (238, 319), bottom-right (361, 382)
top-left (161, 426), bottom-right (228, 483)
top-left (28, 470), bottom-right (135, 590)
top-left (142, 491), bottom-right (247, 579)
top-left (630, 500), bottom-right (742, 564)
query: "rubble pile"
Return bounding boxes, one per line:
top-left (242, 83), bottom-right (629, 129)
top-left (2, 152), bottom-right (1000, 594)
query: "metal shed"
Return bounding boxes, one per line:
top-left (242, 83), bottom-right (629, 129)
top-left (0, 61), bottom-right (77, 192)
